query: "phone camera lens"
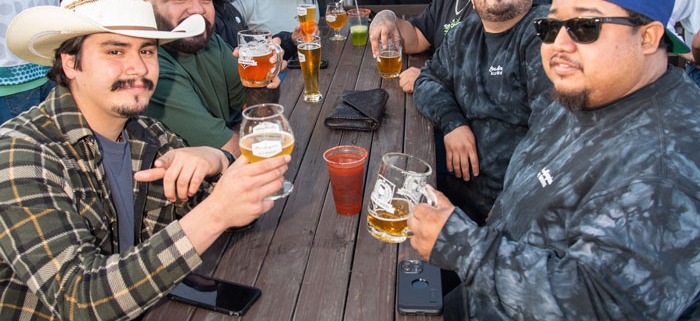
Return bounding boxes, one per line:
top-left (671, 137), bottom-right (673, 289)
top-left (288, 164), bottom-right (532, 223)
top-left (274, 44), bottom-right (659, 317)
top-left (412, 262), bottom-right (423, 273)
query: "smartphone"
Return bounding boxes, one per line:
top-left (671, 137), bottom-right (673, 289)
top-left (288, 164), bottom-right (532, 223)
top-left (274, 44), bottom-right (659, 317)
top-left (168, 274), bottom-right (261, 316)
top-left (287, 56), bottom-right (329, 69)
top-left (397, 260), bottom-right (443, 315)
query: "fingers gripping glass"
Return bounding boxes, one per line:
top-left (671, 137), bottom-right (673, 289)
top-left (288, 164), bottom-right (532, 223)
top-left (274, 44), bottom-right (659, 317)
top-left (533, 16), bottom-right (641, 44)
top-left (239, 103), bottom-right (295, 200)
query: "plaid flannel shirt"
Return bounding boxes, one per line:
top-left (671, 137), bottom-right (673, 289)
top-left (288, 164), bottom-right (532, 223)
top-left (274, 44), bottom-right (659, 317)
top-left (0, 86), bottom-right (205, 320)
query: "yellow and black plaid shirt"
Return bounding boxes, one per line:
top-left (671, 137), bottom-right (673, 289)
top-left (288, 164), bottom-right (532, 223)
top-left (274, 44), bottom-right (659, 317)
top-left (0, 87), bottom-right (205, 320)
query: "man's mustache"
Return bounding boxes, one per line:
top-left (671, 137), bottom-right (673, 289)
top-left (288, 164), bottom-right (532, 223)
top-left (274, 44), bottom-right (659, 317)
top-left (111, 78), bottom-right (155, 91)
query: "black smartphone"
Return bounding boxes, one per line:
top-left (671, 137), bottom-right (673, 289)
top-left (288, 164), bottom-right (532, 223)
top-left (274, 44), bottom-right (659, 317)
top-left (168, 274), bottom-right (261, 316)
top-left (287, 56), bottom-right (329, 69)
top-left (397, 260), bottom-right (443, 315)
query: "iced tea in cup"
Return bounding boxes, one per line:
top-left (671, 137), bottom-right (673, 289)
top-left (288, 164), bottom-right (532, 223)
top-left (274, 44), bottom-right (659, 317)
top-left (323, 145), bottom-right (368, 215)
top-left (237, 30), bottom-right (283, 88)
top-left (367, 153), bottom-right (434, 243)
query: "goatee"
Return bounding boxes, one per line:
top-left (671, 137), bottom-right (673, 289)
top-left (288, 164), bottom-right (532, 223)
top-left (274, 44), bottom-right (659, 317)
top-left (550, 89), bottom-right (589, 111)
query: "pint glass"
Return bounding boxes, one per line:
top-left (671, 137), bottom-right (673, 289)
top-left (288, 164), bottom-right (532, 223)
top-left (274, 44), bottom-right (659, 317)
top-left (377, 38), bottom-right (402, 78)
top-left (237, 30), bottom-right (283, 88)
top-left (297, 0), bottom-right (317, 42)
top-left (297, 36), bottom-right (323, 103)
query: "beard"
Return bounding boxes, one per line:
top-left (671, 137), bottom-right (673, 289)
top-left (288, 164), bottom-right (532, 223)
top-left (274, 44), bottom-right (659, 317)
top-left (110, 78), bottom-right (155, 118)
top-left (474, 0), bottom-right (532, 22)
top-left (112, 104), bottom-right (147, 118)
top-left (154, 11), bottom-right (214, 54)
top-left (550, 88), bottom-right (589, 111)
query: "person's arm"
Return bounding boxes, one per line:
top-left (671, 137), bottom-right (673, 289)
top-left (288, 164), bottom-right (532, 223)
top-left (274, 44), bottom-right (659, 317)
top-left (369, 10), bottom-right (431, 58)
top-left (414, 26), bottom-right (478, 179)
top-left (413, 28), bottom-right (466, 136)
top-left (692, 32), bottom-right (700, 65)
top-left (413, 182), bottom-right (700, 319)
top-left (0, 136), bottom-right (289, 320)
top-left (178, 154), bottom-right (289, 254)
top-left (0, 140), bottom-right (203, 319)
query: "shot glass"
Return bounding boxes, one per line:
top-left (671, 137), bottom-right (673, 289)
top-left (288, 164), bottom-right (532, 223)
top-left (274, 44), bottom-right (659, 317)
top-left (323, 145), bottom-right (368, 215)
top-left (347, 8), bottom-right (370, 46)
top-left (296, 36), bottom-right (323, 103)
top-left (376, 37), bottom-right (402, 78)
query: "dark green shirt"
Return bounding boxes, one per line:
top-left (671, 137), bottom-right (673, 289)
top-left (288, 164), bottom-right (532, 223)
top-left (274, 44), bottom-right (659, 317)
top-left (147, 33), bottom-right (246, 148)
top-left (0, 86), bottom-right (205, 320)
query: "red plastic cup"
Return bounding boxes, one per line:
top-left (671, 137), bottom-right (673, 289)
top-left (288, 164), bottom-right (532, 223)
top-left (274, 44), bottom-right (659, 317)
top-left (323, 145), bottom-right (369, 215)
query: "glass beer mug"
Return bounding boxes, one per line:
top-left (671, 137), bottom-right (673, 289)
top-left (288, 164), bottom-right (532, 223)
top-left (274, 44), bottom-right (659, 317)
top-left (237, 30), bottom-right (283, 88)
top-left (367, 153), bottom-right (435, 243)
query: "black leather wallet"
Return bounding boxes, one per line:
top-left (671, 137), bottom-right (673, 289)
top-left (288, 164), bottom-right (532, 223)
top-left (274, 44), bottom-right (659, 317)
top-left (324, 89), bottom-right (388, 131)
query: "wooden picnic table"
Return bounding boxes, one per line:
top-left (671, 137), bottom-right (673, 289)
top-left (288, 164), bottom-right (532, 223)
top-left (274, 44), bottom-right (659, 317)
top-left (143, 4), bottom-right (443, 321)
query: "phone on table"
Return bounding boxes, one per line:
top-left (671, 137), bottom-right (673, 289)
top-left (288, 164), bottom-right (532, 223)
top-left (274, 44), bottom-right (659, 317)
top-left (168, 274), bottom-right (261, 316)
top-left (397, 260), bottom-right (443, 315)
top-left (287, 56), bottom-right (329, 69)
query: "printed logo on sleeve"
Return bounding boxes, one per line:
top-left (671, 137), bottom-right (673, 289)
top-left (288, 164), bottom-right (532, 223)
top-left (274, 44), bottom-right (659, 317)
top-left (537, 168), bottom-right (553, 187)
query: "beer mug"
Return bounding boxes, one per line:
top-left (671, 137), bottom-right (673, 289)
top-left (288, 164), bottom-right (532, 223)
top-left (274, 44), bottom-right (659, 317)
top-left (376, 37), bottom-right (402, 79)
top-left (237, 30), bottom-right (283, 88)
top-left (296, 36), bottom-right (323, 103)
top-left (367, 153), bottom-right (435, 243)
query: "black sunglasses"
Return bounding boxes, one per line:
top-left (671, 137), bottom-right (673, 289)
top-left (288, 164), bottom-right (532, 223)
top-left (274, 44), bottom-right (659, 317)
top-left (533, 17), bottom-right (642, 44)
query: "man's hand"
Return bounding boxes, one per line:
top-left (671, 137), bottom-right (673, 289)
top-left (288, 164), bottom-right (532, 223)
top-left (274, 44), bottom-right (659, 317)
top-left (206, 155), bottom-right (290, 228)
top-left (134, 147), bottom-right (228, 202)
top-left (408, 185), bottom-right (455, 260)
top-left (399, 67), bottom-right (420, 93)
top-left (179, 155), bottom-right (291, 254)
top-left (444, 125), bottom-right (479, 180)
top-left (369, 10), bottom-right (401, 58)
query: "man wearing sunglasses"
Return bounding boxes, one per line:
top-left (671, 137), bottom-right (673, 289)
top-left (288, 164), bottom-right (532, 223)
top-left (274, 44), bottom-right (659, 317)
top-left (407, 0), bottom-right (700, 320)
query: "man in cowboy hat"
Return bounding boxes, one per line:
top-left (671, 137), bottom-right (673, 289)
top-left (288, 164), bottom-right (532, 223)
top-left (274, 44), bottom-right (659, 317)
top-left (0, 0), bottom-right (290, 320)
top-left (407, 0), bottom-right (700, 319)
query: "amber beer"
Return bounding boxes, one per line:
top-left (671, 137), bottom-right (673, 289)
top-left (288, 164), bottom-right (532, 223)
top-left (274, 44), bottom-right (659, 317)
top-left (367, 198), bottom-right (412, 243)
top-left (237, 30), bottom-right (282, 88)
top-left (377, 50), bottom-right (402, 78)
top-left (297, 4), bottom-right (317, 40)
top-left (238, 48), bottom-right (275, 87)
top-left (326, 11), bottom-right (347, 30)
top-left (297, 37), bottom-right (323, 103)
top-left (239, 131), bottom-right (295, 163)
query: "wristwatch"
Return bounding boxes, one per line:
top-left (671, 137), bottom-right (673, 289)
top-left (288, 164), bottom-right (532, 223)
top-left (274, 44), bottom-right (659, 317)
top-left (206, 149), bottom-right (235, 183)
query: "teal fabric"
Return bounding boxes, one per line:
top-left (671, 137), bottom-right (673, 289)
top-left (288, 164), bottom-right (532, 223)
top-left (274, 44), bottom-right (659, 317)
top-left (0, 64), bottom-right (50, 86)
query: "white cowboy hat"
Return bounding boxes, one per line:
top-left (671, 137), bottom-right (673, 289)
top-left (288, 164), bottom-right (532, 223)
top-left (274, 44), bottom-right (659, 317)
top-left (6, 0), bottom-right (206, 66)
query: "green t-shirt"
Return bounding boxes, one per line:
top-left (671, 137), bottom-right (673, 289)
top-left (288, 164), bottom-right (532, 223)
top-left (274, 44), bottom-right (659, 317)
top-left (147, 34), bottom-right (245, 148)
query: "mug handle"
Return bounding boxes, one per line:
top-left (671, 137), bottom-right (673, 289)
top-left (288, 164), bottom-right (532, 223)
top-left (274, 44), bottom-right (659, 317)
top-left (419, 184), bottom-right (437, 207)
top-left (268, 42), bottom-right (284, 81)
top-left (401, 185), bottom-right (437, 240)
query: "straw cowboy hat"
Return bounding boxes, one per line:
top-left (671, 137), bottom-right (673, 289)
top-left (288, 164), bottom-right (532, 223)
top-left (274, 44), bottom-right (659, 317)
top-left (6, 0), bottom-right (206, 66)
